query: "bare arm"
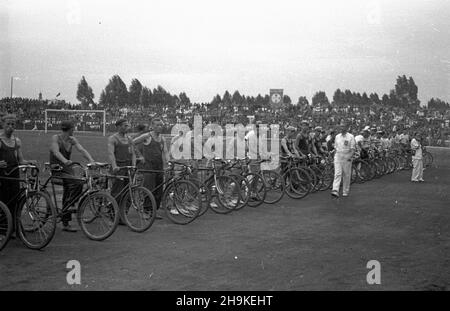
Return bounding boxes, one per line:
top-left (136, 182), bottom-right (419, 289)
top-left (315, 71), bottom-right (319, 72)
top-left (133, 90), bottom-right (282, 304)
top-left (132, 132), bottom-right (150, 145)
top-left (163, 138), bottom-right (170, 163)
top-left (15, 138), bottom-right (33, 165)
top-left (281, 139), bottom-right (294, 157)
top-left (107, 136), bottom-right (118, 170)
top-left (129, 137), bottom-right (136, 167)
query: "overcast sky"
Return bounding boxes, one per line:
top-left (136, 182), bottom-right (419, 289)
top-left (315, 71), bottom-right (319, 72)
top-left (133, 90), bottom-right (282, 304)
top-left (1, 0), bottom-right (449, 105)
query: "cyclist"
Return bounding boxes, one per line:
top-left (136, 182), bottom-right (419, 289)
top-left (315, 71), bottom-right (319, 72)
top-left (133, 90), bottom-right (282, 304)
top-left (294, 121), bottom-right (310, 159)
top-left (108, 118), bottom-right (136, 223)
top-left (50, 120), bottom-right (96, 232)
top-left (280, 126), bottom-right (299, 171)
top-left (133, 118), bottom-right (170, 216)
top-left (0, 114), bottom-right (36, 237)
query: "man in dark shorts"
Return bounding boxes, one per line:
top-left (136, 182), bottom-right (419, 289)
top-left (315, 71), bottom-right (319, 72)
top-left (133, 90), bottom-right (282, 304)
top-left (50, 120), bottom-right (96, 232)
top-left (133, 118), bottom-right (169, 216)
top-left (0, 114), bottom-right (36, 237)
top-left (108, 119), bottom-right (136, 222)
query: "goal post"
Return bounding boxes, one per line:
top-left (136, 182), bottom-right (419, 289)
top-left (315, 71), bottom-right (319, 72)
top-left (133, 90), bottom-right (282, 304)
top-left (44, 109), bottom-right (107, 136)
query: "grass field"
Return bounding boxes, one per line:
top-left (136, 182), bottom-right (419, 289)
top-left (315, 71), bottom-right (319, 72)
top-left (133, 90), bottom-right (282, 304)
top-left (1, 131), bottom-right (449, 291)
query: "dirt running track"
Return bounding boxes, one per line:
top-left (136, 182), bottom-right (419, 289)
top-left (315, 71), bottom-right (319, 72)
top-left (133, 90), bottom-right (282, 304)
top-left (0, 145), bottom-right (449, 291)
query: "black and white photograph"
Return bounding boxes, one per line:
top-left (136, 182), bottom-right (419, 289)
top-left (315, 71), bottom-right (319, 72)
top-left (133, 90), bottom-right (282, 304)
top-left (0, 0), bottom-right (449, 295)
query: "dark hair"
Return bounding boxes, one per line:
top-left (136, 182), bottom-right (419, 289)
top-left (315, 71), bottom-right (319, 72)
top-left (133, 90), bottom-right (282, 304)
top-left (135, 124), bottom-right (147, 132)
top-left (115, 118), bottom-right (128, 127)
top-left (61, 120), bottom-right (75, 131)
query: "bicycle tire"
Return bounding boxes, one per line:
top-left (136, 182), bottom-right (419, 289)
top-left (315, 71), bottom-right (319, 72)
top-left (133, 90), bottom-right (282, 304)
top-left (77, 191), bottom-right (119, 241)
top-left (283, 167), bottom-right (311, 199)
top-left (228, 174), bottom-right (250, 210)
top-left (0, 201), bottom-right (12, 251)
top-left (121, 186), bottom-right (157, 233)
top-left (163, 180), bottom-right (201, 224)
top-left (16, 191), bottom-right (57, 250)
top-left (261, 170), bottom-right (285, 204)
top-left (245, 173), bottom-right (266, 208)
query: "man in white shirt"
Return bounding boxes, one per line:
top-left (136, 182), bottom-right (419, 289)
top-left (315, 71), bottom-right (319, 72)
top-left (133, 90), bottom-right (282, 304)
top-left (331, 121), bottom-right (356, 198)
top-left (410, 132), bottom-right (424, 182)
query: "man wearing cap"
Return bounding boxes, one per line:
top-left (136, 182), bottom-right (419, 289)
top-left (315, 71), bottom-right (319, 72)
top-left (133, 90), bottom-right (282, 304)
top-left (50, 120), bottom-right (96, 232)
top-left (108, 119), bottom-right (137, 223)
top-left (0, 114), bottom-right (35, 237)
top-left (331, 121), bottom-right (356, 198)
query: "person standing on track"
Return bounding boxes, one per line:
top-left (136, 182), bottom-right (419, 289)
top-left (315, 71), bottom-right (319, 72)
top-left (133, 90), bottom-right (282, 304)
top-left (0, 114), bottom-right (35, 238)
top-left (410, 132), bottom-right (424, 182)
top-left (331, 121), bottom-right (356, 198)
top-left (50, 120), bottom-right (96, 232)
top-left (133, 118), bottom-right (170, 216)
top-left (108, 119), bottom-right (136, 223)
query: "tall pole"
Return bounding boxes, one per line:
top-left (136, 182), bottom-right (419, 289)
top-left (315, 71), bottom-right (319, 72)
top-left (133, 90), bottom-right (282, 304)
top-left (10, 76), bottom-right (13, 98)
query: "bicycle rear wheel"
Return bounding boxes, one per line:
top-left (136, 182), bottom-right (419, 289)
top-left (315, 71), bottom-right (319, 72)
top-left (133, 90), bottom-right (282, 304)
top-left (245, 173), bottom-right (266, 208)
top-left (284, 168), bottom-right (311, 199)
top-left (16, 191), bottom-right (57, 250)
top-left (163, 180), bottom-right (201, 224)
top-left (187, 178), bottom-right (211, 217)
top-left (229, 174), bottom-right (249, 210)
top-left (121, 186), bottom-right (157, 233)
top-left (261, 170), bottom-right (285, 204)
top-left (0, 201), bottom-right (12, 251)
top-left (77, 191), bottom-right (119, 241)
top-left (206, 176), bottom-right (240, 214)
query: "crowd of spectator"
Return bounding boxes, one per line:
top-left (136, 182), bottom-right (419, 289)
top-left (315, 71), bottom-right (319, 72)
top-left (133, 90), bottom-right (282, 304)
top-left (1, 96), bottom-right (449, 146)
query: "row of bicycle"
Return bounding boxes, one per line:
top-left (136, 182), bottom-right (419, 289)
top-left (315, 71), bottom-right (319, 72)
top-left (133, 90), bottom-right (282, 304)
top-left (0, 147), bottom-right (433, 252)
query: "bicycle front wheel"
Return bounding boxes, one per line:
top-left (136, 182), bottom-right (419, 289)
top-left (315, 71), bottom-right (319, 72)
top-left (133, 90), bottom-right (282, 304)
top-left (121, 186), bottom-right (157, 233)
top-left (0, 201), bottom-right (12, 251)
top-left (16, 191), bottom-right (57, 250)
top-left (77, 191), bottom-right (119, 241)
top-left (163, 180), bottom-right (201, 225)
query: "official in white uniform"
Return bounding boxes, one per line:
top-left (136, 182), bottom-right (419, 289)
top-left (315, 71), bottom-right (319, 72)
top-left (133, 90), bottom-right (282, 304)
top-left (410, 132), bottom-right (424, 182)
top-left (331, 122), bottom-right (356, 198)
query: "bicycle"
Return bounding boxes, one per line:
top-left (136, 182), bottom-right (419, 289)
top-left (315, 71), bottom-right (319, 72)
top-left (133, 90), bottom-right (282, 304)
top-left (0, 164), bottom-right (57, 250)
top-left (280, 156), bottom-right (312, 199)
top-left (41, 162), bottom-right (119, 241)
top-left (107, 165), bottom-right (157, 233)
top-left (138, 161), bottom-right (202, 225)
top-left (191, 158), bottom-right (242, 215)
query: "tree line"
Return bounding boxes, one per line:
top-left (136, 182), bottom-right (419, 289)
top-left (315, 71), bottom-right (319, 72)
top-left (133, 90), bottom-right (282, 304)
top-left (75, 74), bottom-right (447, 116)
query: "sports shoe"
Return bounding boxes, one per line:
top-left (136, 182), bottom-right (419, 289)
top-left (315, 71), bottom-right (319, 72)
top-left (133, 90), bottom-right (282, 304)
top-left (331, 190), bottom-right (339, 198)
top-left (169, 209), bottom-right (179, 215)
top-left (62, 224), bottom-right (78, 232)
